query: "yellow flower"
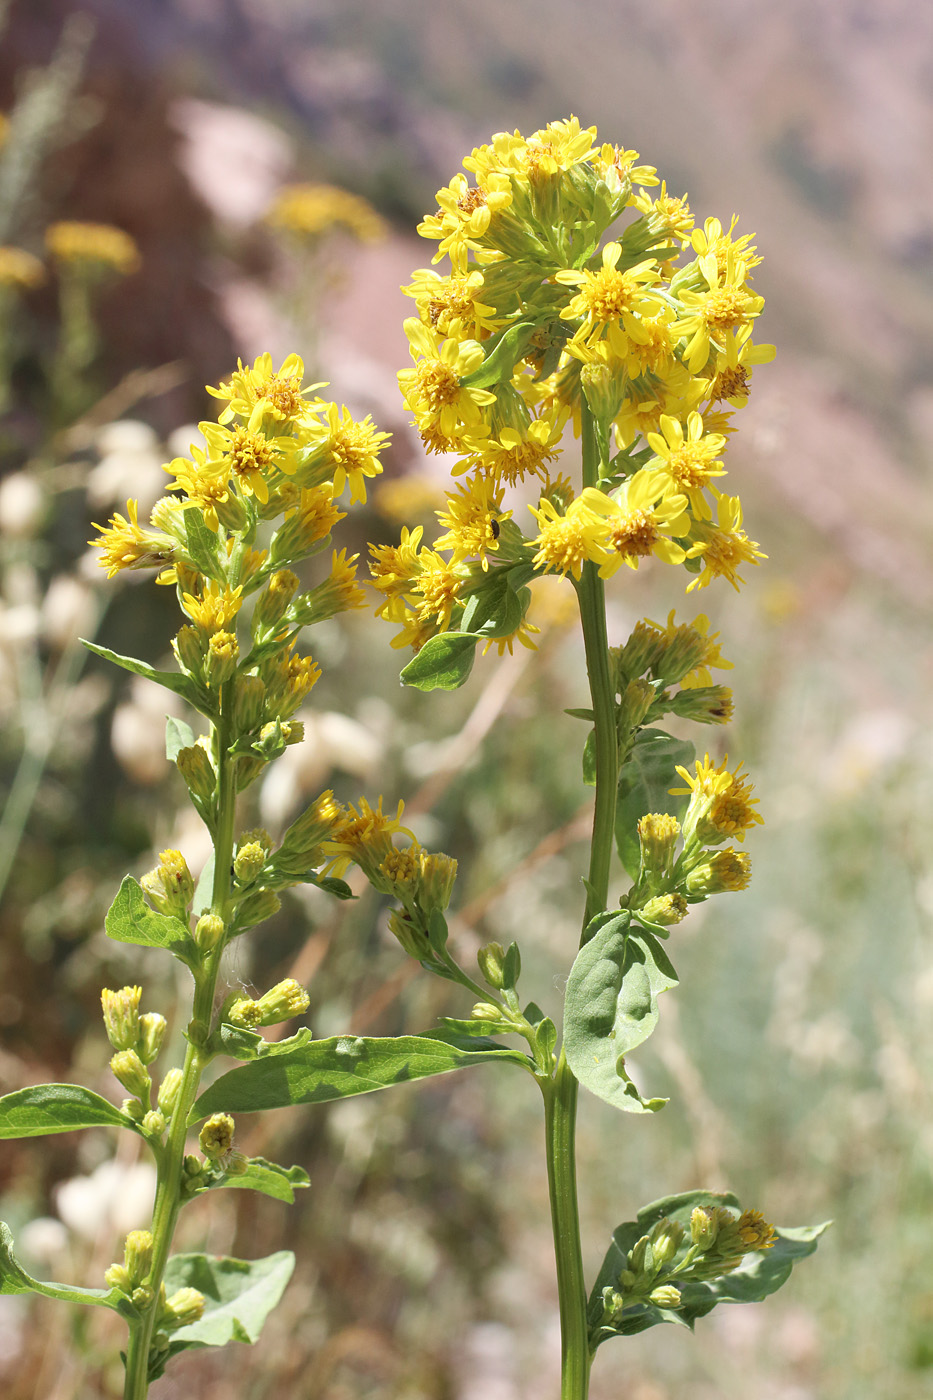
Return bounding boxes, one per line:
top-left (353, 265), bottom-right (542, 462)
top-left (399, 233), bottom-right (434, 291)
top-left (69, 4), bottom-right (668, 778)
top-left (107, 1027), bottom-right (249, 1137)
top-left (575, 473), bottom-right (688, 578)
top-left (200, 414), bottom-right (299, 506)
top-left (0, 246), bottom-right (45, 290)
top-left (315, 402), bottom-right (389, 503)
top-left (207, 352), bottom-right (322, 428)
top-left (691, 216), bottom-right (762, 283)
top-left (412, 550), bottom-right (468, 632)
top-left (672, 752), bottom-right (763, 844)
top-left (629, 181), bottom-right (694, 243)
top-left (685, 491), bottom-right (766, 591)
top-left (45, 222), bottom-right (139, 275)
top-left (677, 254), bottom-right (765, 373)
top-left (645, 412), bottom-right (727, 519)
top-left (644, 610), bottom-right (734, 688)
top-left (164, 445), bottom-right (231, 530)
top-left (303, 549), bottom-right (367, 620)
top-left (322, 797), bottom-right (414, 879)
top-left (398, 318), bottom-right (496, 444)
top-left (700, 325), bottom-right (776, 408)
top-left (458, 414), bottom-right (565, 487)
top-left (403, 267), bottom-right (501, 341)
top-left (528, 495), bottom-right (609, 581)
top-left (556, 243), bottom-right (664, 354)
top-left (368, 525), bottom-right (425, 617)
top-left (417, 172), bottom-right (514, 272)
top-left (181, 581), bottom-right (244, 633)
top-left (465, 117), bottom-right (598, 182)
top-left (433, 474), bottom-right (510, 566)
top-left (266, 183), bottom-right (385, 242)
top-left (90, 500), bottom-right (176, 577)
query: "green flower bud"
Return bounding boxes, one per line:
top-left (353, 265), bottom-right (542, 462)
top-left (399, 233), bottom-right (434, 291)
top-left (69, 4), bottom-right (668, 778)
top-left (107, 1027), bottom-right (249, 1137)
top-left (231, 888), bottom-right (281, 931)
top-left (141, 1108), bottom-right (166, 1137)
top-left (649, 1285), bottom-right (682, 1308)
top-left (580, 361), bottom-right (626, 426)
top-left (612, 621), bottom-right (665, 685)
top-left (235, 754), bottom-right (267, 791)
top-left (649, 1218), bottom-right (684, 1266)
top-left (669, 685), bottom-right (734, 726)
top-left (223, 1150), bottom-right (249, 1177)
top-left (215, 492), bottom-right (247, 531)
top-left (684, 848), bottom-right (752, 896)
top-left (619, 678), bottom-right (655, 731)
top-left (477, 942), bottom-right (507, 990)
top-left (172, 623), bottom-right (206, 676)
top-left (199, 1113), bottom-right (235, 1161)
top-left (638, 892), bottom-right (688, 926)
top-left (206, 629), bottom-right (239, 684)
top-left (252, 569), bottom-right (300, 632)
top-left (104, 1262), bottom-right (131, 1293)
top-left (140, 849), bottom-right (194, 917)
top-left (386, 908), bottom-right (432, 960)
top-left (161, 1286), bottom-right (205, 1330)
top-left (417, 850), bottom-right (457, 914)
top-left (122, 1229), bottom-right (153, 1287)
top-left (471, 1001), bottom-right (506, 1022)
top-left (194, 913), bottom-right (225, 951)
top-left (636, 813), bottom-right (680, 876)
top-left (233, 840), bottom-right (267, 886)
top-left (157, 1068), bottom-right (184, 1116)
top-left (690, 1205), bottom-right (719, 1249)
top-left (233, 674), bottom-right (266, 734)
top-left (175, 743), bottom-right (215, 799)
top-left (137, 1012), bottom-right (167, 1064)
top-left (229, 978), bottom-right (309, 1028)
top-left (110, 1049), bottom-right (151, 1103)
top-left (100, 985), bottom-right (141, 1051)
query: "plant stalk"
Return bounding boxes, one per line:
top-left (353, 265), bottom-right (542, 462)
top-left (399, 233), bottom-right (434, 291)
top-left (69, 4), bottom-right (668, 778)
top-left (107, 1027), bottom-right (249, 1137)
top-left (122, 695), bottom-right (238, 1399)
top-left (542, 402), bottom-right (620, 1399)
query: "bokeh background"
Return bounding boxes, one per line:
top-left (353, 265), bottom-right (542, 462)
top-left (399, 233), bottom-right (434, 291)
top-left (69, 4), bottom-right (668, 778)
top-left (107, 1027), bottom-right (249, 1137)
top-left (1, 1), bottom-right (931, 1396)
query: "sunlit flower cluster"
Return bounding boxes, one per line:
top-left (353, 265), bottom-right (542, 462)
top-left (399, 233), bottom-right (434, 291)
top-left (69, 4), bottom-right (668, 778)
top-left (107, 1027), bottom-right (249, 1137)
top-left (372, 117), bottom-right (772, 653)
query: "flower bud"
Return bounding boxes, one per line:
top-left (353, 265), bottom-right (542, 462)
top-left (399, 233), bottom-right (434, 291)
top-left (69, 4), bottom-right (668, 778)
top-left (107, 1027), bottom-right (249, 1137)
top-left (122, 1229), bottom-right (153, 1287)
top-left (110, 1049), bottom-right (151, 1102)
top-left (649, 1218), bottom-right (684, 1266)
top-left (157, 1068), bottom-right (184, 1116)
top-left (141, 849), bottom-right (194, 917)
top-left (636, 813), bottom-right (680, 876)
top-left (638, 892), bottom-right (688, 926)
top-left (231, 888), bottom-right (281, 931)
top-left (252, 569), bottom-right (300, 632)
top-left (477, 942), bottom-right (507, 990)
top-left (172, 623), bottom-right (206, 676)
top-left (233, 840), bottom-right (268, 885)
top-left (612, 621), bottom-right (665, 685)
top-left (233, 674), bottom-right (266, 734)
top-left (471, 1001), bottom-right (506, 1022)
top-left (199, 1113), bottom-right (235, 1161)
top-left (161, 1286), bottom-right (205, 1330)
top-left (194, 913), bottom-right (225, 951)
top-left (142, 1109), bottom-right (166, 1136)
top-left (100, 985), bottom-right (141, 1051)
top-left (386, 908), bottom-right (433, 960)
top-left (690, 1205), bottom-right (719, 1250)
top-left (684, 848), bottom-right (751, 895)
top-left (580, 360), bottom-right (626, 425)
top-left (104, 1262), bottom-right (131, 1293)
top-left (648, 1285), bottom-right (682, 1308)
top-left (206, 629), bottom-right (239, 685)
top-left (229, 978), bottom-right (309, 1028)
top-left (175, 743), bottom-right (215, 800)
top-left (669, 685), bottom-right (734, 726)
top-left (417, 850), bottom-right (457, 913)
top-left (619, 678), bottom-right (655, 731)
top-left (137, 1012), bottom-right (167, 1064)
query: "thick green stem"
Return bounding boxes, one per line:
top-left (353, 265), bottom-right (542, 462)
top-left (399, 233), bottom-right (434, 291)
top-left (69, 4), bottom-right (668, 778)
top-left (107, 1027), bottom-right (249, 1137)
top-left (122, 697), bottom-right (238, 1400)
top-left (541, 403), bottom-right (621, 1399)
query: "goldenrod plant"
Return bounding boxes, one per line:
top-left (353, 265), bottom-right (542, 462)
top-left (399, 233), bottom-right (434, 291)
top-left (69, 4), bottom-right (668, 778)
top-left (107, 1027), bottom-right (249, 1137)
top-left (0, 119), bottom-right (827, 1400)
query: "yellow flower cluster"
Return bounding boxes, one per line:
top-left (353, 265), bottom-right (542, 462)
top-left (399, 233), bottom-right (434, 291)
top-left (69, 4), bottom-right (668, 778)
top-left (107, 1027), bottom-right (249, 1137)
top-left (371, 117), bottom-right (772, 653)
top-left (266, 183), bottom-right (386, 244)
top-left (91, 353), bottom-right (389, 762)
top-left (46, 221), bottom-right (140, 276)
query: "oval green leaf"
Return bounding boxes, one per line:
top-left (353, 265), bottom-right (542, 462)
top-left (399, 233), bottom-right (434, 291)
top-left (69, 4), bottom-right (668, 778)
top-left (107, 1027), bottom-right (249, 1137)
top-left (400, 633), bottom-right (478, 691)
top-left (0, 1083), bottom-right (138, 1139)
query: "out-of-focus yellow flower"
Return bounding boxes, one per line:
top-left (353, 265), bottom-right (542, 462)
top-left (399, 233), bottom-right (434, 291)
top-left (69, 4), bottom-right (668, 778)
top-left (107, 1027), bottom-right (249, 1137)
top-left (266, 183), bottom-right (386, 243)
top-left (45, 221), bottom-right (139, 276)
top-left (0, 246), bottom-right (45, 290)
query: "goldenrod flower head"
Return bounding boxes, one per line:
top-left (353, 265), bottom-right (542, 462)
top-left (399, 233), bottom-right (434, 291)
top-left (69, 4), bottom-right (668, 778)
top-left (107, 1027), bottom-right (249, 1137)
top-left (263, 645), bottom-right (322, 719)
top-left (137, 1012), bottom-right (167, 1064)
top-left (271, 483), bottom-right (344, 563)
top-left (403, 267), bottom-right (501, 341)
top-left (199, 1112), bottom-right (235, 1161)
top-left (0, 245), bottom-right (45, 289)
top-left (399, 319), bottom-right (496, 443)
top-left (701, 325), bottom-right (775, 408)
top-left (266, 182), bottom-right (385, 242)
top-left (639, 892), bottom-right (689, 926)
top-left (229, 978), bottom-right (310, 1029)
top-left (164, 446), bottom-right (231, 532)
top-left (315, 403), bottom-right (389, 503)
top-left (100, 985), bottom-right (142, 1052)
top-left (691, 216), bottom-right (762, 283)
top-left (323, 796), bottom-right (414, 879)
top-left (157, 1067), bottom-right (184, 1116)
top-left (631, 181), bottom-right (694, 243)
top-left (685, 491), bottom-right (766, 592)
top-left (529, 494), bottom-right (608, 580)
top-left (45, 221), bottom-right (139, 275)
top-left (200, 416), bottom-right (299, 506)
top-left (175, 744), bottom-right (214, 803)
top-left (121, 1230), bottom-right (153, 1288)
top-left (207, 352), bottom-right (322, 428)
top-left (645, 412), bottom-right (727, 519)
top-left (673, 752), bottom-right (763, 845)
top-left (637, 813), bottom-right (680, 874)
top-left (685, 847), bottom-right (752, 895)
top-left (181, 580), bottom-right (244, 633)
top-left (677, 256), bottom-right (765, 374)
top-left (645, 610), bottom-right (733, 687)
top-left (194, 913), bottom-right (225, 951)
top-left (576, 473), bottom-right (688, 578)
top-left (411, 549), bottom-right (468, 632)
top-left (90, 499), bottom-right (176, 578)
top-left (418, 171), bottom-right (514, 271)
top-left (557, 245), bottom-right (664, 353)
top-left (433, 474), bottom-right (510, 566)
top-left (141, 848), bottom-right (194, 915)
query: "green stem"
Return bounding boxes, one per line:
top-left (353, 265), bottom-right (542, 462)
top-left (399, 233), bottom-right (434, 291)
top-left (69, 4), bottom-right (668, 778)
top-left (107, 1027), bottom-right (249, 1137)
top-left (122, 695), bottom-right (238, 1400)
top-left (541, 403), bottom-right (621, 1399)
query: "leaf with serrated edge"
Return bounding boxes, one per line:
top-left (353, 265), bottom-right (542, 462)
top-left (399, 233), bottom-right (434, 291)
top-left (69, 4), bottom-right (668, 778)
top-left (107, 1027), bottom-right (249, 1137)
top-left (105, 876), bottom-right (194, 955)
top-left (588, 1190), bottom-right (830, 1347)
top-left (0, 1084), bottom-right (138, 1139)
top-left (162, 1250), bottom-right (294, 1352)
top-left (563, 913), bottom-right (677, 1113)
top-left (191, 1032), bottom-right (531, 1121)
top-left (1, 1221), bottom-right (134, 1314)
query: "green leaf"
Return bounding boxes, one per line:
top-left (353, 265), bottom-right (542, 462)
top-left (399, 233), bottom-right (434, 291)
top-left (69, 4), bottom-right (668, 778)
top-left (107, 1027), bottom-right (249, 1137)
top-left (460, 321), bottom-right (536, 388)
top-left (0, 1084), bottom-right (138, 1139)
top-left (166, 715), bottom-right (196, 761)
top-left (400, 633), bottom-right (478, 691)
top-left (160, 1250), bottom-right (294, 1364)
top-left (582, 730), bottom-right (596, 786)
top-left (460, 569), bottom-right (527, 640)
top-left (616, 729), bottom-right (696, 879)
top-left (191, 1032), bottom-right (532, 1120)
top-left (81, 639), bottom-right (204, 711)
top-left (193, 852), bottom-right (215, 916)
top-left (1, 1221), bottom-right (134, 1313)
top-left (183, 506), bottom-right (221, 579)
top-left (212, 1025), bottom-right (314, 1062)
top-left (105, 877), bottom-right (197, 963)
top-left (199, 1158), bottom-right (310, 1205)
top-left (588, 1190), bottom-right (830, 1347)
top-left (563, 912), bottom-right (677, 1113)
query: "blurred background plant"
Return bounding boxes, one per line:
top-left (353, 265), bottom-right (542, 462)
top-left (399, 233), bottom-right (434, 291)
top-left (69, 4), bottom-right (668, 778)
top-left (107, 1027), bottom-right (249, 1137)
top-left (0, 1), bottom-right (932, 1398)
